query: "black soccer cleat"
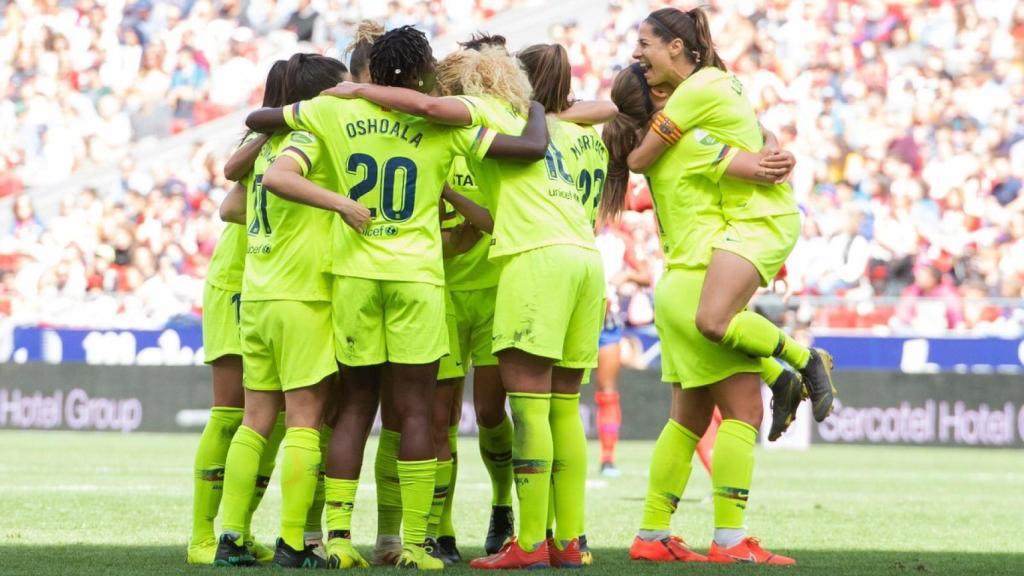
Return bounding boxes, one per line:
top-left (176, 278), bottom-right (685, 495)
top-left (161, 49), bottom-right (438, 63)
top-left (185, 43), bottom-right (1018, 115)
top-left (485, 505), bottom-right (515, 555)
top-left (437, 535), bottom-right (462, 564)
top-left (214, 533), bottom-right (257, 567)
top-left (271, 537), bottom-right (327, 569)
top-left (768, 370), bottom-right (806, 441)
top-left (422, 537), bottom-right (448, 564)
top-left (799, 348), bottom-right (837, 422)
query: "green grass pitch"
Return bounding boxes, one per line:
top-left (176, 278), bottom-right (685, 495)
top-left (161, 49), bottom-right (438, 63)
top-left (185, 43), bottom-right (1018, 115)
top-left (1, 430), bottom-right (1022, 575)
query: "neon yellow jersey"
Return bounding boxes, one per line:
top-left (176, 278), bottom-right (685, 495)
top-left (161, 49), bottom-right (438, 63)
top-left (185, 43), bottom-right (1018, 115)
top-left (242, 131), bottom-right (334, 302)
top-left (455, 95), bottom-right (597, 260)
top-left (207, 133), bottom-right (261, 291)
top-left (647, 127), bottom-right (738, 270)
top-left (663, 67), bottom-right (798, 220)
top-left (549, 119), bottom-right (608, 227)
top-left (284, 96), bottom-right (491, 286)
top-left (442, 156), bottom-right (499, 291)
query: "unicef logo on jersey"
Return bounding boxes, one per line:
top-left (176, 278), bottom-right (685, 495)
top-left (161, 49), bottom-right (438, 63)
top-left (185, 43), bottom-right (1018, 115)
top-left (694, 128), bottom-right (719, 146)
top-left (363, 224), bottom-right (400, 238)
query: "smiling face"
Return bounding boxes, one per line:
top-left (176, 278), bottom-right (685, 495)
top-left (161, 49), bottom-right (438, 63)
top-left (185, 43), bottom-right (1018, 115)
top-left (633, 20), bottom-right (686, 87)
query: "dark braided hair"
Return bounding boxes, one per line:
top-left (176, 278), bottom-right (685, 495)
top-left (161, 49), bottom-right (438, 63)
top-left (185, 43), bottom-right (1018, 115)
top-left (369, 25), bottom-right (434, 89)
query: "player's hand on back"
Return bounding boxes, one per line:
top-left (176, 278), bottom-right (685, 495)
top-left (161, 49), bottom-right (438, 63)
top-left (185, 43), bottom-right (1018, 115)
top-left (336, 198), bottom-right (372, 231)
top-left (758, 150), bottom-right (796, 184)
top-left (321, 81), bottom-right (362, 99)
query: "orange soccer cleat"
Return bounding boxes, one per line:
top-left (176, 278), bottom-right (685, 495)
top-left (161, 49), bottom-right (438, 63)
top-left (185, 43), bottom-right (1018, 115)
top-left (548, 537), bottom-right (583, 568)
top-left (469, 537), bottom-right (550, 570)
top-left (629, 535), bottom-right (708, 563)
top-left (708, 537), bottom-right (795, 565)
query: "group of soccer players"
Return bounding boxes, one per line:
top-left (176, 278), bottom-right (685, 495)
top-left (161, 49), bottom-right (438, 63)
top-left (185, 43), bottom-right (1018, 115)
top-left (187, 6), bottom-right (837, 570)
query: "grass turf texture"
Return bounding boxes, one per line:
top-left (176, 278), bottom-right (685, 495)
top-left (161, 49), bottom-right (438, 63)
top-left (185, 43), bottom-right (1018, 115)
top-left (1, 431), bottom-right (1021, 575)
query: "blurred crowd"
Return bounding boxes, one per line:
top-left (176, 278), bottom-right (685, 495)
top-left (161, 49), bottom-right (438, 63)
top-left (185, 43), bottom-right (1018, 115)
top-left (0, 0), bottom-right (524, 192)
top-left (3, 0), bottom-right (1024, 337)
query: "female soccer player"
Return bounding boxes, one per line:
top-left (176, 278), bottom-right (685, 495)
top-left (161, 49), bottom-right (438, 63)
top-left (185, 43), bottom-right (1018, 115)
top-left (345, 19), bottom-right (384, 83)
top-left (325, 43), bottom-right (610, 570)
top-left (187, 60), bottom-right (285, 566)
top-left (627, 7), bottom-right (836, 423)
top-left (603, 58), bottom-right (797, 563)
top-left (247, 25), bottom-right (552, 570)
top-left (213, 54), bottom-right (364, 570)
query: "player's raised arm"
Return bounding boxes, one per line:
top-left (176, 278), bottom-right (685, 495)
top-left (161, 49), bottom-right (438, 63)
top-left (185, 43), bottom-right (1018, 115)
top-left (223, 133), bottom-right (270, 181)
top-left (262, 156), bottom-right (371, 232)
top-left (322, 81), bottom-right (473, 126)
top-left (483, 100), bottom-right (549, 161)
top-left (442, 184), bottom-right (494, 234)
top-left (557, 100), bottom-right (618, 125)
top-left (627, 123), bottom-right (671, 173)
top-left (219, 183), bottom-right (247, 224)
top-left (245, 107), bottom-right (289, 134)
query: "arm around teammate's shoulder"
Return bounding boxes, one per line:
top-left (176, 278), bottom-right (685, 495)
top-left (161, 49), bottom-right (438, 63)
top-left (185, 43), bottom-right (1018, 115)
top-left (484, 101), bottom-right (549, 161)
top-left (263, 157), bottom-right (372, 231)
top-left (246, 107), bottom-right (288, 134)
top-left (321, 81), bottom-right (473, 126)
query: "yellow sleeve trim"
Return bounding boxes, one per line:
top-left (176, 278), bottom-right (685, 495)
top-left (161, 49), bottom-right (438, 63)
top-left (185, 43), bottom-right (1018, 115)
top-left (710, 145), bottom-right (738, 183)
top-left (283, 102), bottom-right (303, 130)
top-left (471, 127), bottom-right (497, 161)
top-left (651, 112), bottom-right (682, 145)
top-left (280, 146), bottom-right (312, 175)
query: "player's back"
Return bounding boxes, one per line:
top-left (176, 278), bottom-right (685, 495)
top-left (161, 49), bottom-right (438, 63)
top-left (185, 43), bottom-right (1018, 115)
top-left (454, 94), bottom-right (597, 260)
top-left (284, 96), bottom-right (481, 286)
top-left (550, 119), bottom-right (608, 227)
top-left (243, 132), bottom-right (333, 302)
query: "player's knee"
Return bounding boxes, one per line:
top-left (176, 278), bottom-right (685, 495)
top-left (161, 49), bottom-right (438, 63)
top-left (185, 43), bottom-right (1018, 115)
top-left (474, 401), bottom-right (506, 429)
top-left (695, 310), bottom-right (728, 343)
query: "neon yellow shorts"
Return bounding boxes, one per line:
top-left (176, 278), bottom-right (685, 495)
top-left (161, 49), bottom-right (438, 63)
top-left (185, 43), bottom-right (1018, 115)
top-left (240, 300), bottom-right (337, 392)
top-left (492, 245), bottom-right (604, 368)
top-left (333, 276), bottom-right (448, 366)
top-left (713, 214), bottom-right (801, 286)
top-left (203, 283), bottom-right (242, 363)
top-left (437, 290), bottom-right (465, 381)
top-left (452, 286), bottom-right (499, 368)
top-left (656, 268), bottom-right (761, 388)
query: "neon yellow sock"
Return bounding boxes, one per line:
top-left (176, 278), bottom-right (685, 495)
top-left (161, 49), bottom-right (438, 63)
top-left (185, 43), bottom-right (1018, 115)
top-left (221, 425), bottom-right (266, 536)
top-left (325, 477), bottom-right (359, 536)
top-left (242, 412), bottom-right (285, 540)
top-left (640, 420), bottom-right (700, 532)
top-left (508, 392), bottom-right (552, 552)
top-left (374, 428), bottom-right (402, 537)
top-left (398, 458), bottom-right (437, 547)
top-left (305, 425), bottom-right (332, 537)
top-left (426, 459), bottom-right (453, 539)
top-left (439, 426), bottom-right (458, 538)
top-left (478, 416), bottom-right (514, 507)
top-left (546, 479), bottom-right (555, 533)
top-left (711, 419), bottom-right (758, 529)
top-left (280, 427), bottom-right (321, 550)
top-left (760, 357), bottom-right (784, 386)
top-left (550, 393), bottom-right (586, 543)
top-left (191, 406), bottom-right (243, 542)
top-left (721, 310), bottom-right (810, 368)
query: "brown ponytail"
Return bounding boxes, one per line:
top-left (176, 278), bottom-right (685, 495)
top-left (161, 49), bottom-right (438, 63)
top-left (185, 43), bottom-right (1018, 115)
top-left (346, 20), bottom-right (385, 80)
top-left (517, 43), bottom-right (572, 114)
top-left (600, 64), bottom-right (655, 220)
top-left (646, 7), bottom-right (726, 71)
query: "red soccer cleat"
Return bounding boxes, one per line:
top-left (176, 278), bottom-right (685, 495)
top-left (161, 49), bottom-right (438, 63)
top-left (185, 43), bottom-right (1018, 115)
top-left (629, 535), bottom-right (708, 562)
top-left (707, 537), bottom-right (795, 565)
top-left (548, 538), bottom-right (582, 569)
top-left (469, 537), bottom-right (550, 570)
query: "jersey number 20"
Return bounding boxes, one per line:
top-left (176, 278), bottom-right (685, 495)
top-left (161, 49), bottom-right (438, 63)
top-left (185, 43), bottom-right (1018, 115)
top-left (347, 153), bottom-right (417, 222)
